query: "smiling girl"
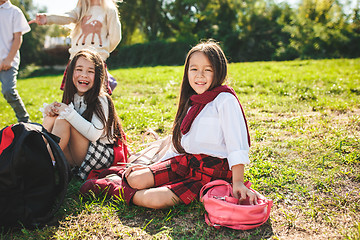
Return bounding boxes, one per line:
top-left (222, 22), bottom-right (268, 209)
top-left (80, 40), bottom-right (261, 208)
top-left (41, 49), bottom-right (125, 179)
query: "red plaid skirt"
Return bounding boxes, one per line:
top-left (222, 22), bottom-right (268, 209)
top-left (149, 154), bottom-right (232, 205)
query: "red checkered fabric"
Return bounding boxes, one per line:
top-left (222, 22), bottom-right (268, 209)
top-left (149, 154), bottom-right (232, 204)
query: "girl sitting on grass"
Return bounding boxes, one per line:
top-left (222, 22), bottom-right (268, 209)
top-left (41, 49), bottom-right (125, 180)
top-left (80, 40), bottom-right (262, 208)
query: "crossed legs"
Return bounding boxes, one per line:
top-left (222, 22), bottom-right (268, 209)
top-left (126, 167), bottom-right (181, 209)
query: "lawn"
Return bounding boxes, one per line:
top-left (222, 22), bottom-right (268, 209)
top-left (1, 58), bottom-right (359, 239)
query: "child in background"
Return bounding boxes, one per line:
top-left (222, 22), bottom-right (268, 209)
top-left (80, 40), bottom-right (263, 208)
top-left (29, 0), bottom-right (122, 94)
top-left (41, 49), bottom-right (125, 180)
top-left (0, 0), bottom-right (30, 123)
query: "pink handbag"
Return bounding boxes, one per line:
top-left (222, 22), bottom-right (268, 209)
top-left (200, 180), bottom-right (273, 230)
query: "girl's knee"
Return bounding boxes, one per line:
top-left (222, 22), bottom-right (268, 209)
top-left (126, 169), bottom-right (154, 189)
top-left (53, 118), bottom-right (71, 131)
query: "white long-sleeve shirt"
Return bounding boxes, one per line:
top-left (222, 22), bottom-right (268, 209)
top-left (45, 6), bottom-right (121, 61)
top-left (60, 94), bottom-right (112, 144)
top-left (161, 92), bottom-right (250, 170)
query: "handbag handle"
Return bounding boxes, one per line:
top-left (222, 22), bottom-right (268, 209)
top-left (200, 180), bottom-right (252, 200)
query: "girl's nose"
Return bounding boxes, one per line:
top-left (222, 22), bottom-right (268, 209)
top-left (196, 70), bottom-right (204, 77)
top-left (80, 71), bottom-right (88, 77)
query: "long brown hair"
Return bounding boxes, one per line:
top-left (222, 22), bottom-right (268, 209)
top-left (172, 40), bottom-right (228, 153)
top-left (62, 49), bottom-right (125, 143)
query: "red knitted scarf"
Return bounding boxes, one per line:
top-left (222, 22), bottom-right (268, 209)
top-left (180, 85), bottom-right (251, 146)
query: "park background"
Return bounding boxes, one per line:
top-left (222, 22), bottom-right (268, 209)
top-left (2, 0), bottom-right (360, 239)
top-left (11, 0), bottom-right (360, 72)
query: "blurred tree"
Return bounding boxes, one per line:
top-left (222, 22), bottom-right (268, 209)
top-left (163, 0), bottom-right (199, 43)
top-left (118, 0), bottom-right (145, 45)
top-left (9, 0), bottom-right (360, 68)
top-left (47, 25), bottom-right (71, 38)
top-left (284, 0), bottom-right (352, 58)
top-left (119, 0), bottom-right (171, 44)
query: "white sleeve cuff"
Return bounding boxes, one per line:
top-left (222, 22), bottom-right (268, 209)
top-left (39, 103), bottom-right (49, 118)
top-left (227, 150), bottom-right (250, 170)
top-left (58, 103), bottom-right (75, 120)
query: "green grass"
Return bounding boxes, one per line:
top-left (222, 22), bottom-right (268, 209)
top-left (1, 58), bottom-right (359, 239)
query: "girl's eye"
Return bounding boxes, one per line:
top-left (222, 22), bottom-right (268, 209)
top-left (190, 68), bottom-right (197, 71)
top-left (205, 68), bottom-right (213, 72)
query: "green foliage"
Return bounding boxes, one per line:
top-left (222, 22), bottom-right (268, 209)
top-left (107, 40), bottom-right (193, 68)
top-left (115, 0), bottom-right (360, 63)
top-left (18, 0), bottom-right (360, 68)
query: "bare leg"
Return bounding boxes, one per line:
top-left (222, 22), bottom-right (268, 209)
top-left (68, 126), bottom-right (90, 166)
top-left (126, 167), bottom-right (155, 189)
top-left (126, 167), bottom-right (181, 209)
top-left (42, 115), bottom-right (57, 133)
top-left (51, 118), bottom-right (89, 167)
top-left (132, 187), bottom-right (181, 209)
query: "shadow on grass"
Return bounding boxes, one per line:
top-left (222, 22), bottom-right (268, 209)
top-left (19, 66), bottom-right (66, 79)
top-left (114, 200), bottom-right (275, 239)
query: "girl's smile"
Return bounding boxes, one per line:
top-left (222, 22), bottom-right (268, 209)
top-left (73, 56), bottom-right (95, 95)
top-left (188, 52), bottom-right (214, 94)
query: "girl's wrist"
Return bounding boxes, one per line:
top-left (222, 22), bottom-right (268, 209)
top-left (57, 103), bottom-right (74, 119)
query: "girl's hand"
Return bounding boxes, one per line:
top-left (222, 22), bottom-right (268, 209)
top-left (44, 102), bottom-right (60, 117)
top-left (28, 14), bottom-right (47, 25)
top-left (123, 164), bottom-right (148, 178)
top-left (233, 181), bottom-right (262, 205)
top-left (52, 102), bottom-right (68, 114)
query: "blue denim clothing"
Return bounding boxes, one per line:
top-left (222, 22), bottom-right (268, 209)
top-left (0, 67), bottom-right (29, 122)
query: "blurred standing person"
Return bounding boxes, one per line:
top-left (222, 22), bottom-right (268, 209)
top-left (29, 0), bottom-right (122, 95)
top-left (0, 0), bottom-right (30, 123)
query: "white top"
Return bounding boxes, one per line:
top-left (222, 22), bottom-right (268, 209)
top-left (59, 94), bottom-right (113, 144)
top-left (0, 1), bottom-right (31, 68)
top-left (46, 6), bottom-right (121, 61)
top-left (161, 92), bottom-right (250, 170)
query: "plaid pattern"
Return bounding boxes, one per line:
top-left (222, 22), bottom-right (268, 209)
top-left (77, 140), bottom-right (114, 180)
top-left (60, 61), bottom-right (113, 95)
top-left (150, 154), bottom-right (232, 205)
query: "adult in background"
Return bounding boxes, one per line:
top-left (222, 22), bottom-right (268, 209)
top-left (0, 0), bottom-right (30, 123)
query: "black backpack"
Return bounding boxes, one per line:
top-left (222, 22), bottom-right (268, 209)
top-left (0, 122), bottom-right (70, 228)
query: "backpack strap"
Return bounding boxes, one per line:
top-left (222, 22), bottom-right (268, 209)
top-left (0, 125), bottom-right (14, 155)
top-left (24, 123), bottom-right (70, 226)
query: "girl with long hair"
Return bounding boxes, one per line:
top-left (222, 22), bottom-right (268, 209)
top-left (42, 49), bottom-right (125, 180)
top-left (80, 40), bottom-right (261, 208)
